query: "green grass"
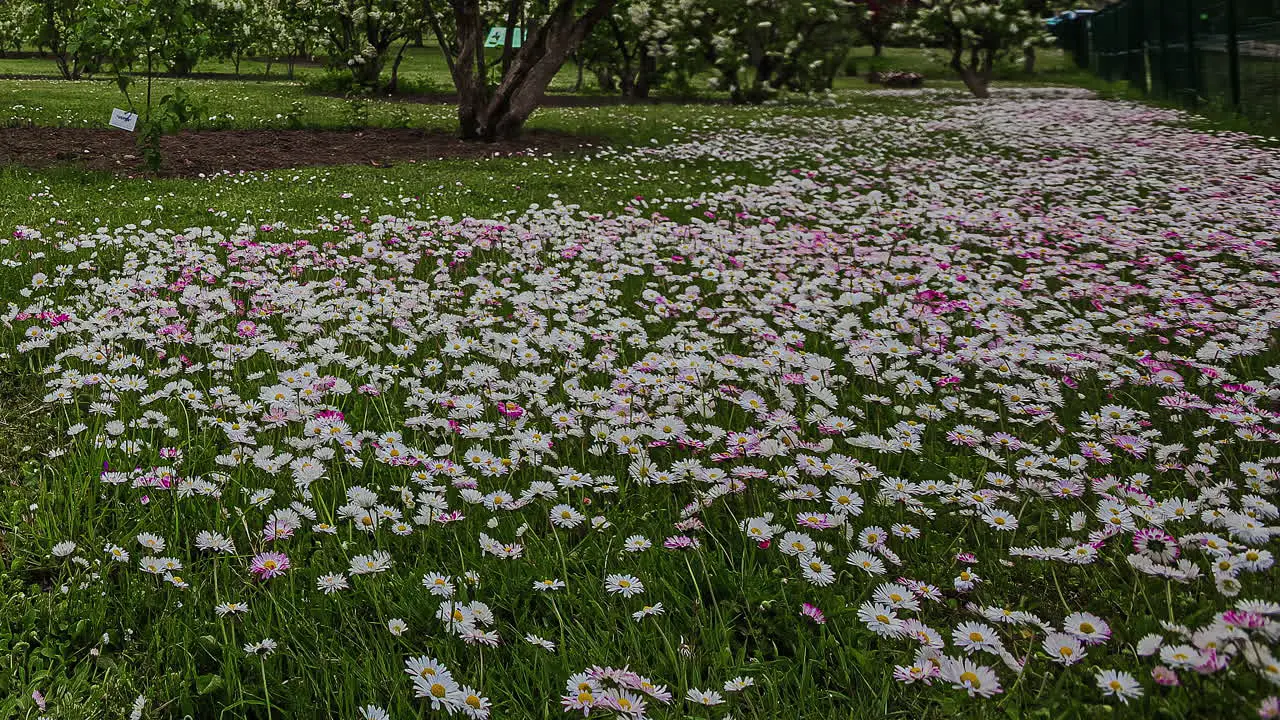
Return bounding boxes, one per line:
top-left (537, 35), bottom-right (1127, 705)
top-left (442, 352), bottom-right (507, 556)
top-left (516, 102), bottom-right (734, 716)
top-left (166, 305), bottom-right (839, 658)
top-left (0, 77), bottom-right (433, 129)
top-left (0, 45), bottom-right (605, 96)
top-left (834, 46), bottom-right (1083, 89)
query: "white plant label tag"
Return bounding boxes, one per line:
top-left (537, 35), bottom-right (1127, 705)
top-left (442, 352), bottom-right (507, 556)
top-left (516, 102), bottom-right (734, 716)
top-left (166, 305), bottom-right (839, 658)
top-left (109, 108), bottom-right (137, 132)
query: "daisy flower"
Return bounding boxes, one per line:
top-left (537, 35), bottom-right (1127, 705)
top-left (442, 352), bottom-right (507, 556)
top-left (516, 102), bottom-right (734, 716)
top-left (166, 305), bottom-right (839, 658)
top-left (724, 676), bottom-right (755, 692)
top-left (799, 554), bottom-right (836, 586)
top-left (524, 633), bottom-right (556, 652)
top-left (953, 622), bottom-right (1000, 655)
top-left (1063, 612), bottom-right (1111, 645)
top-left (632, 603), bottom-right (665, 621)
top-left (349, 550), bottom-right (393, 575)
top-left (846, 550), bottom-right (887, 575)
top-left (940, 657), bottom-right (1002, 698)
top-left (215, 601), bottom-right (249, 617)
top-left (801, 602), bottom-right (826, 625)
top-left (604, 574), bottom-right (645, 598)
top-left (857, 602), bottom-right (901, 637)
top-left (623, 535), bottom-right (653, 552)
top-left (412, 672), bottom-right (460, 710)
top-left (243, 638), bottom-right (278, 656)
top-left (1042, 632), bottom-right (1086, 665)
top-left (422, 573), bottom-right (456, 597)
top-left (317, 573), bottom-right (349, 594)
top-left (1095, 669), bottom-right (1142, 703)
top-left (249, 551), bottom-right (290, 580)
top-left (686, 688), bottom-right (724, 706)
top-left (136, 533), bottom-right (166, 553)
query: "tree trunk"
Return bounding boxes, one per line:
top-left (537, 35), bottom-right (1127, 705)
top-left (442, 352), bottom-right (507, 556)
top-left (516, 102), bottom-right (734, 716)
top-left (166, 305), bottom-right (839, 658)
top-left (595, 68), bottom-right (616, 92)
top-left (872, 40), bottom-right (883, 57)
top-left (450, 0), bottom-right (488, 139)
top-left (351, 56), bottom-right (385, 91)
top-left (747, 55), bottom-right (774, 103)
top-left (633, 48), bottom-right (655, 99)
top-left (389, 37), bottom-right (412, 93)
top-left (480, 0), bottom-right (616, 140)
top-left (619, 69), bottom-right (634, 97)
top-left (440, 0), bottom-right (614, 139)
top-left (1023, 45), bottom-right (1036, 74)
top-left (957, 67), bottom-right (990, 99)
top-left (609, 16), bottom-right (634, 98)
top-left (500, 0), bottom-right (520, 75)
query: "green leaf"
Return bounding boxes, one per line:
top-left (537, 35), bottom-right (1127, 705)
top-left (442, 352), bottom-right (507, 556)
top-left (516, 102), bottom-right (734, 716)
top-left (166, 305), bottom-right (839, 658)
top-left (196, 673), bottom-right (224, 695)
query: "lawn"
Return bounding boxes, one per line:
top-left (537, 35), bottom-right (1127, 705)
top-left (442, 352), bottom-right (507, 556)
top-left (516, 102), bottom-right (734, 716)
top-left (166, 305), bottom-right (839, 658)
top-left (0, 47), bottom-right (1276, 720)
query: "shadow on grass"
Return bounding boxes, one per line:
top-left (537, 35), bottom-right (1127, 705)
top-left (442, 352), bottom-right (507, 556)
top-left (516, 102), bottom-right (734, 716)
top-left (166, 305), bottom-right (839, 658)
top-left (0, 364), bottom-right (55, 582)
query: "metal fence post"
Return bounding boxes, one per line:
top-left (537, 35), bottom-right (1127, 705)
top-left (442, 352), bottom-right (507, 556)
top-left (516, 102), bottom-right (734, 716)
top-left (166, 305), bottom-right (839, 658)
top-left (1159, 0), bottom-right (1170, 99)
top-left (1094, 10), bottom-right (1104, 79)
top-left (1109, 7), bottom-right (1120, 81)
top-left (1186, 0), bottom-right (1198, 105)
top-left (1131, 0), bottom-right (1147, 93)
top-left (1225, 0), bottom-right (1241, 110)
top-left (1114, 6), bottom-right (1123, 81)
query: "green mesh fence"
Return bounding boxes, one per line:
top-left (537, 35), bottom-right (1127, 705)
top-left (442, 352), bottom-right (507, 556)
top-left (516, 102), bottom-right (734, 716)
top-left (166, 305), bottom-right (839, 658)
top-left (1056, 0), bottom-right (1280, 127)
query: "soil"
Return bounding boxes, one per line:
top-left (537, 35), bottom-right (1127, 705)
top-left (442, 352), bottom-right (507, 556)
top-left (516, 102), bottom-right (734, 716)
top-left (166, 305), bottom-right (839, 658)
top-left (0, 127), bottom-right (601, 177)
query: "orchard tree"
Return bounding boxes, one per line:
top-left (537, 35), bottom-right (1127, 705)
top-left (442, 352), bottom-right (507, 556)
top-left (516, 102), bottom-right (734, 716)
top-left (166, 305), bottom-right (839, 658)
top-left (424, 0), bottom-right (616, 141)
top-left (900, 0), bottom-right (1047, 98)
top-left (577, 0), bottom-right (696, 99)
top-left (32, 0), bottom-right (115, 78)
top-left (207, 0), bottom-right (255, 75)
top-left (686, 0), bottom-right (855, 104)
top-left (0, 0), bottom-right (34, 55)
top-left (271, 0), bottom-right (322, 78)
top-left (1020, 0), bottom-right (1071, 73)
top-left (316, 0), bottom-right (423, 90)
top-left (150, 0), bottom-right (212, 75)
top-left (34, 0), bottom-right (211, 79)
top-left (578, 0), bottom-right (661, 98)
top-left (851, 0), bottom-right (909, 57)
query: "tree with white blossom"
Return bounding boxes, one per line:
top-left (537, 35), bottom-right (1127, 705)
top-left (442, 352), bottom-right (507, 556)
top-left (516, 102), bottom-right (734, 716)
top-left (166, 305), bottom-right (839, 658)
top-left (0, 0), bottom-right (34, 55)
top-left (898, 0), bottom-right (1048, 98)
top-left (850, 0), bottom-right (910, 58)
top-left (576, 0), bottom-right (674, 98)
top-left (669, 0), bottom-right (856, 104)
top-left (313, 0), bottom-right (424, 90)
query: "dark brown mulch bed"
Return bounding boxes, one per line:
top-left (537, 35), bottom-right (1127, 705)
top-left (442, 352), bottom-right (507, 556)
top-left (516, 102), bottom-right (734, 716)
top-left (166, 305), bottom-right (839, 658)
top-left (0, 127), bottom-right (600, 177)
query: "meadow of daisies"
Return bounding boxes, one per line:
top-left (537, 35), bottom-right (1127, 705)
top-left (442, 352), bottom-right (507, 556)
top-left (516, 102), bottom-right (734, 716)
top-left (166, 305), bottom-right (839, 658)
top-left (3, 87), bottom-right (1280, 719)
